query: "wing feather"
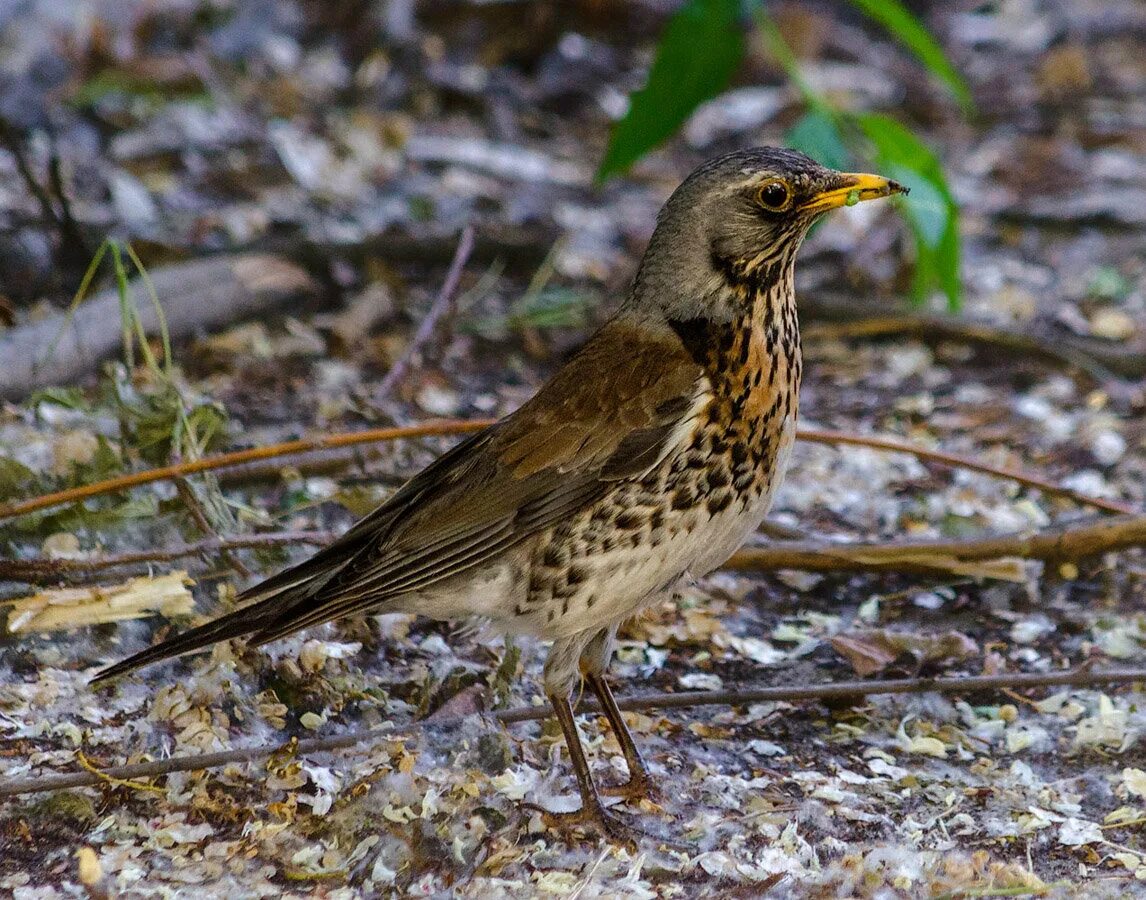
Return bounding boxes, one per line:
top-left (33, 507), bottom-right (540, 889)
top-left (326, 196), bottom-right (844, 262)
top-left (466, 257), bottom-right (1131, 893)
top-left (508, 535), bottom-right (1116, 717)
top-left (93, 313), bottom-right (707, 680)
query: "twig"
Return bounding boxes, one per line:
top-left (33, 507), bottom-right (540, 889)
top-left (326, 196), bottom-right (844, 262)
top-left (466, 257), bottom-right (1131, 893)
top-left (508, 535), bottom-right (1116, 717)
top-left (6, 512), bottom-right (1145, 587)
top-left (806, 316), bottom-right (1122, 384)
top-left (3, 667), bottom-right (1144, 799)
top-left (724, 513), bottom-right (1146, 576)
top-left (45, 132), bottom-right (89, 270)
top-left (0, 420), bottom-right (491, 522)
top-left (0, 127), bottom-right (60, 231)
top-left (172, 477), bottom-right (252, 580)
top-left (0, 531), bottom-right (333, 582)
top-left (801, 292), bottom-right (1146, 381)
top-left (797, 428), bottom-right (1134, 515)
top-left (374, 225), bottom-right (475, 403)
top-left (3, 420), bottom-right (1130, 523)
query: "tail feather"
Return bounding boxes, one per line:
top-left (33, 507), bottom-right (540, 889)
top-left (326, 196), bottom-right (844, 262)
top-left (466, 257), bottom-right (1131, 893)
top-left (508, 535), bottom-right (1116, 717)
top-left (90, 573), bottom-right (333, 684)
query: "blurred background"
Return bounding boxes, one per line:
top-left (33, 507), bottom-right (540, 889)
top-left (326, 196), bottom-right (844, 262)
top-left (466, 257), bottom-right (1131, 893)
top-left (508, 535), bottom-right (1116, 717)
top-left (2, 0), bottom-right (1143, 357)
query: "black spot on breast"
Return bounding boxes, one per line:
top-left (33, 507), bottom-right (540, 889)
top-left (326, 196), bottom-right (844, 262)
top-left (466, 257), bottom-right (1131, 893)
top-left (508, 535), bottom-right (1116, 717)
top-left (707, 491), bottom-right (733, 515)
top-left (707, 434), bottom-right (728, 455)
top-left (706, 467), bottom-right (731, 490)
top-left (672, 486), bottom-right (697, 510)
top-left (615, 509), bottom-right (644, 530)
top-left (542, 545), bottom-right (565, 569)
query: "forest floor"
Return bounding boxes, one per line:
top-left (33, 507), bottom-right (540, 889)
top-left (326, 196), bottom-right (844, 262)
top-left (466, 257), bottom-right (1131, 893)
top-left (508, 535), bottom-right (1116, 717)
top-left (2, 0), bottom-right (1146, 897)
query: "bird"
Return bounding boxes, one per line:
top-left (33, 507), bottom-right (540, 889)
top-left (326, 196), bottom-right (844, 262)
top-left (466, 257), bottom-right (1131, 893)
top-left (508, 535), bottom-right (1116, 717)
top-left (93, 147), bottom-right (906, 842)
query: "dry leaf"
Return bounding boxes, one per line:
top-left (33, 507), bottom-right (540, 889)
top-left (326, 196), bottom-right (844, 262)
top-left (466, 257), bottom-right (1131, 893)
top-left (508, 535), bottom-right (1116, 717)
top-left (5, 571), bottom-right (194, 633)
top-left (831, 628), bottom-right (979, 676)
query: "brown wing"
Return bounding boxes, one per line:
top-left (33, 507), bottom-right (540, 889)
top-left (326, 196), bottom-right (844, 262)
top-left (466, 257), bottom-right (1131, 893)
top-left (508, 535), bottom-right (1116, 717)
top-left (92, 312), bottom-right (705, 681)
top-left (247, 311), bottom-right (705, 637)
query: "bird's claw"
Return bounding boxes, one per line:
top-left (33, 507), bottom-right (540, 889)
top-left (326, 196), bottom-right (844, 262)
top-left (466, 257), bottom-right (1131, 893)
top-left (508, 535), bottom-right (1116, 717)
top-left (599, 772), bottom-right (661, 804)
top-left (522, 801), bottom-right (642, 848)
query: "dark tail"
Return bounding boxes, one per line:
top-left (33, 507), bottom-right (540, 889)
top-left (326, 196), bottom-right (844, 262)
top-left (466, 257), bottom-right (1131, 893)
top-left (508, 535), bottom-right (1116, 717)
top-left (89, 602), bottom-right (275, 683)
top-left (90, 556), bottom-right (344, 684)
top-left (91, 485), bottom-right (410, 685)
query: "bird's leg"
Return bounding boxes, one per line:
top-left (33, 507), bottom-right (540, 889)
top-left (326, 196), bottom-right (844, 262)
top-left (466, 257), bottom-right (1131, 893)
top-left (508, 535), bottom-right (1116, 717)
top-left (524, 633), bottom-right (640, 844)
top-left (529, 690), bottom-right (637, 846)
top-left (575, 625), bottom-right (657, 802)
top-left (584, 672), bottom-right (657, 803)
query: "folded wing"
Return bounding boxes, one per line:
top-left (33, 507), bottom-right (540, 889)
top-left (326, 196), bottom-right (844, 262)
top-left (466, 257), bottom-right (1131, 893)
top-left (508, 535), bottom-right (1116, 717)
top-left (92, 313), bottom-right (705, 682)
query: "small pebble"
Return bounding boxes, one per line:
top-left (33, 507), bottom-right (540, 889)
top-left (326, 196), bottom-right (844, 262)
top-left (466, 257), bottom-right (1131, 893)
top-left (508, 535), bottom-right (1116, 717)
top-left (1091, 430), bottom-right (1127, 465)
top-left (1090, 308), bottom-right (1135, 341)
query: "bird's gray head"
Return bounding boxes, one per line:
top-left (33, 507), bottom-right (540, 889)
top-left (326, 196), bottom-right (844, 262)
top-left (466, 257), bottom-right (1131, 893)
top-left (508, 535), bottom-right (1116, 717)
top-left (630, 147), bottom-right (906, 323)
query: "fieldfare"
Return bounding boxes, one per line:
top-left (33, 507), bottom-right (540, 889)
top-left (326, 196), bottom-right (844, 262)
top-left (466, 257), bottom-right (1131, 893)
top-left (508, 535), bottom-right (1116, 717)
top-left (94, 147), bottom-right (906, 842)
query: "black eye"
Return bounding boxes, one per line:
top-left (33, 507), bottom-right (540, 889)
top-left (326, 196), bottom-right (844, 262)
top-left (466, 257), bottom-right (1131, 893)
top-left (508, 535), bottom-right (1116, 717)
top-left (756, 180), bottom-right (791, 211)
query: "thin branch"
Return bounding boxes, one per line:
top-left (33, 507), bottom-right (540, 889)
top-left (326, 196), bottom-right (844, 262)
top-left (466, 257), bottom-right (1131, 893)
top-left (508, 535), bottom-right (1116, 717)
top-left (0, 420), bottom-right (492, 522)
top-left (725, 513), bottom-right (1146, 576)
top-left (800, 291), bottom-right (1146, 382)
top-left (5, 513), bottom-right (1143, 588)
top-left (45, 131), bottom-right (89, 269)
top-left (374, 225), bottom-right (475, 403)
top-left (3, 666), bottom-right (1144, 799)
top-left (172, 477), bottom-right (251, 580)
top-left (2, 131), bottom-right (60, 229)
top-left (0, 531), bottom-right (333, 582)
top-left (805, 313), bottom-right (1145, 383)
top-left (797, 428), bottom-right (1135, 515)
top-left (2, 420), bottom-right (1130, 524)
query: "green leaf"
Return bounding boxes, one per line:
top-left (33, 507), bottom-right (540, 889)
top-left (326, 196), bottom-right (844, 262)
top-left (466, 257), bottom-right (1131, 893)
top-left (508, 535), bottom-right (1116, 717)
top-left (856, 112), bottom-right (961, 310)
top-left (785, 109), bottom-right (850, 171)
top-left (597, 0), bottom-right (744, 181)
top-left (846, 0), bottom-right (973, 113)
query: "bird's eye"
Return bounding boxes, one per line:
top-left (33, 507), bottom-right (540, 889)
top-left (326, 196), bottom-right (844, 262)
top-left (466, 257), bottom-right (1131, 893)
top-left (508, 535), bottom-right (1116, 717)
top-left (756, 179), bottom-right (791, 211)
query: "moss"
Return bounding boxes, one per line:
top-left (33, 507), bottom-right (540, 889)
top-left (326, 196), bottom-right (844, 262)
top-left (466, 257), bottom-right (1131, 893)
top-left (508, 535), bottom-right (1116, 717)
top-left (30, 790), bottom-right (98, 825)
top-left (475, 730), bottom-right (515, 775)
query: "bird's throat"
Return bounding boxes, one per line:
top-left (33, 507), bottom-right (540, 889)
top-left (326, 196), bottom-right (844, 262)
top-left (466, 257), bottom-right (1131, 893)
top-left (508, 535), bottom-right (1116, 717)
top-left (668, 255), bottom-right (802, 407)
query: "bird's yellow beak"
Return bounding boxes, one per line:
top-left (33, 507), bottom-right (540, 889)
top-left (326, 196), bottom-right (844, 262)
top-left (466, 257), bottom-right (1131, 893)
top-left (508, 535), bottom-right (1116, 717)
top-left (800, 172), bottom-right (908, 214)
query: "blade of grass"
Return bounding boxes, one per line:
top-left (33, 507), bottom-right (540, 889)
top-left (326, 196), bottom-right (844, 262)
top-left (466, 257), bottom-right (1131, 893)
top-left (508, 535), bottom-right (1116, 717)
top-left (109, 241), bottom-right (163, 373)
top-left (856, 112), bottom-right (961, 310)
top-left (125, 242), bottom-right (173, 375)
top-left (597, 0), bottom-right (744, 180)
top-left (846, 0), bottom-right (973, 113)
top-left (41, 239), bottom-right (111, 369)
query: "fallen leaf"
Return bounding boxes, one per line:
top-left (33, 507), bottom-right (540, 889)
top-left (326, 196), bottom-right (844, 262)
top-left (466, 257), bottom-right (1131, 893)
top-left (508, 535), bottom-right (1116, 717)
top-left (831, 628), bottom-right (978, 676)
top-left (5, 572), bottom-right (194, 633)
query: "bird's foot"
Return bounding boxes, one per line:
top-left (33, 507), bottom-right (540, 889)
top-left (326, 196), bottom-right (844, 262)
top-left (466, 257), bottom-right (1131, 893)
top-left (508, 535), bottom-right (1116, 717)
top-left (523, 801), bottom-right (643, 848)
top-left (599, 771), bottom-right (661, 805)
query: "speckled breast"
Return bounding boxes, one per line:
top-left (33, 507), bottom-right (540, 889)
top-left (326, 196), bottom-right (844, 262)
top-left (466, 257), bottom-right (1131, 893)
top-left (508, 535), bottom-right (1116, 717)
top-left (518, 300), bottom-right (802, 639)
